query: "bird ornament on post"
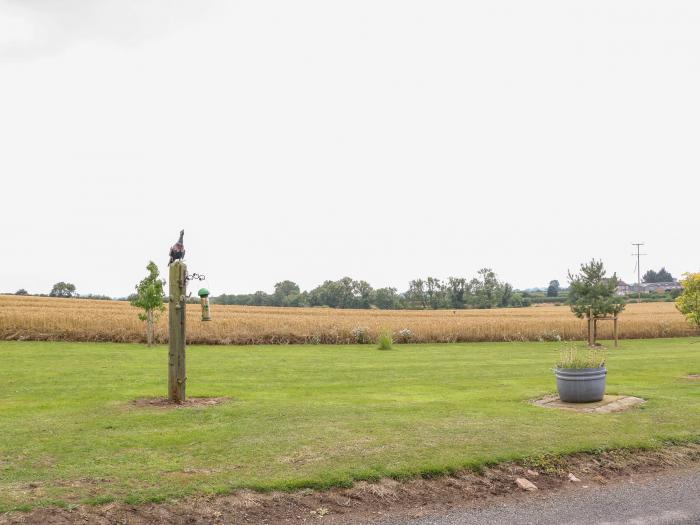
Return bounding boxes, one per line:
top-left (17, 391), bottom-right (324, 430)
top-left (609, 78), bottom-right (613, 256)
top-left (168, 230), bottom-right (185, 266)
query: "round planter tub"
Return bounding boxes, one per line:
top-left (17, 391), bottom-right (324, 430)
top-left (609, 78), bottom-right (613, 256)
top-left (554, 367), bottom-right (606, 403)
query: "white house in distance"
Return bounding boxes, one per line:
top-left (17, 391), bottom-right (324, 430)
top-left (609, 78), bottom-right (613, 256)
top-left (616, 281), bottom-right (632, 296)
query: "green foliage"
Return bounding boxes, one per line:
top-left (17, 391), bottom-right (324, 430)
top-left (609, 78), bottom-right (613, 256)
top-left (546, 280), bottom-right (560, 297)
top-left (675, 273), bottom-right (700, 329)
top-left (374, 287), bottom-right (400, 309)
top-left (14, 289), bottom-right (28, 296)
top-left (130, 262), bottom-right (165, 321)
top-left (308, 277), bottom-right (373, 309)
top-left (445, 277), bottom-right (467, 308)
top-left (406, 278), bottom-right (428, 309)
top-left (49, 282), bottom-right (76, 298)
top-left (405, 269), bottom-right (520, 310)
top-left (272, 280), bottom-right (302, 307)
top-left (643, 267), bottom-right (675, 283)
top-left (376, 331), bottom-right (393, 350)
top-left (472, 268), bottom-right (502, 309)
top-left (621, 292), bottom-right (677, 304)
top-left (213, 269), bottom-right (527, 310)
top-left (567, 259), bottom-right (625, 319)
top-left (500, 283), bottom-right (514, 307)
top-left (130, 263), bottom-right (166, 346)
top-left (556, 344), bottom-right (606, 369)
top-left (508, 292), bottom-right (528, 307)
top-left (527, 296), bottom-right (566, 304)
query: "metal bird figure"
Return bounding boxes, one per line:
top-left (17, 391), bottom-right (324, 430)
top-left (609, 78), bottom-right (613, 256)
top-left (168, 230), bottom-right (185, 265)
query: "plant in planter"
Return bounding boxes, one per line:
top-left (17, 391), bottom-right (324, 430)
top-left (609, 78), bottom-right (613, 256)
top-left (554, 344), bottom-right (607, 402)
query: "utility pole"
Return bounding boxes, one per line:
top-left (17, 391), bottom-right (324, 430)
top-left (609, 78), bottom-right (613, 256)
top-left (631, 243), bottom-right (646, 304)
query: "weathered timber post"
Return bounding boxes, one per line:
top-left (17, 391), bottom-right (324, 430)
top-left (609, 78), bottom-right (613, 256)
top-left (169, 261), bottom-right (187, 403)
top-left (613, 314), bottom-right (619, 347)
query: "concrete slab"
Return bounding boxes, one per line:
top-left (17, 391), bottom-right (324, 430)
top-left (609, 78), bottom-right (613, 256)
top-left (532, 394), bottom-right (645, 414)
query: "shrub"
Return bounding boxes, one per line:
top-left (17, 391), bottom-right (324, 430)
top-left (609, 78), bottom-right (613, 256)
top-left (396, 328), bottom-right (413, 343)
top-left (377, 331), bottom-right (393, 350)
top-left (350, 326), bottom-right (370, 344)
top-left (556, 344), bottom-right (606, 369)
top-left (539, 329), bottom-right (562, 342)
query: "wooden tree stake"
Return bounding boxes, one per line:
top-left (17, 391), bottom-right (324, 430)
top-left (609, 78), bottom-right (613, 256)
top-left (168, 262), bottom-right (187, 403)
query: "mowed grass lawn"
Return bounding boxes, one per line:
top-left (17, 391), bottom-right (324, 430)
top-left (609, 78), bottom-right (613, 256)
top-left (0, 339), bottom-right (698, 511)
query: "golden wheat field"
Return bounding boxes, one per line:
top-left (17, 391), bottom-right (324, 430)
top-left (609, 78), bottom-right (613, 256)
top-left (0, 295), bottom-right (696, 344)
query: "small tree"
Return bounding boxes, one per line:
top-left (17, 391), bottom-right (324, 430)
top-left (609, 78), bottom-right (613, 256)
top-left (15, 289), bottom-right (29, 296)
top-left (49, 282), bottom-right (76, 297)
top-left (676, 273), bottom-right (700, 330)
top-left (547, 280), bottom-right (560, 297)
top-left (131, 261), bottom-right (166, 347)
top-left (568, 259), bottom-right (625, 346)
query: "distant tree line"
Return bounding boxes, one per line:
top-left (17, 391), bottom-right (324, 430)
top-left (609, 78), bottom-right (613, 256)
top-left (642, 267), bottom-right (675, 283)
top-left (11, 283), bottom-right (115, 301)
top-left (213, 269), bottom-right (533, 310)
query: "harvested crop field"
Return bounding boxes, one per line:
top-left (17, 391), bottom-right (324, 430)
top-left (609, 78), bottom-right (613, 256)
top-left (0, 295), bottom-right (695, 344)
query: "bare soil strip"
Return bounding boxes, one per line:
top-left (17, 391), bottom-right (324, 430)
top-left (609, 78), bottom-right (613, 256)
top-left (532, 394), bottom-right (645, 414)
top-left (1, 443), bottom-right (698, 525)
top-left (129, 397), bottom-right (231, 409)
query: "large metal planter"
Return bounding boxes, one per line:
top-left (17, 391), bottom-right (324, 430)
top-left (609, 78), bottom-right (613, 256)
top-left (554, 367), bottom-right (606, 403)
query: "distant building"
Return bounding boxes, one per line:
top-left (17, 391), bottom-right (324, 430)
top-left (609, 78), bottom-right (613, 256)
top-left (642, 281), bottom-right (681, 294)
top-left (628, 281), bottom-right (682, 294)
top-left (615, 281), bottom-right (631, 296)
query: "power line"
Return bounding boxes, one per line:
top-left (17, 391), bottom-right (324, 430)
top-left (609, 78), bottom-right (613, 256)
top-left (631, 243), bottom-right (647, 303)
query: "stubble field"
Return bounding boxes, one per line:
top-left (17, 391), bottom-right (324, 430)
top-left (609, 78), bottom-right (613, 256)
top-left (0, 295), bottom-right (694, 345)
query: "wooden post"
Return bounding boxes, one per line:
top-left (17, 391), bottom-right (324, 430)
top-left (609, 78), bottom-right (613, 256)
top-left (587, 307), bottom-right (593, 347)
top-left (613, 314), bottom-right (619, 347)
top-left (168, 261), bottom-right (187, 403)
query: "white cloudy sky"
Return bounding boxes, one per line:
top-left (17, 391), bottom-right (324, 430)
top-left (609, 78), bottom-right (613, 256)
top-left (1, 1), bottom-right (698, 297)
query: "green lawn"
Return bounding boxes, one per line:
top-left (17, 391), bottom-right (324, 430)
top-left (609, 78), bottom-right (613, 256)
top-left (0, 339), bottom-right (698, 511)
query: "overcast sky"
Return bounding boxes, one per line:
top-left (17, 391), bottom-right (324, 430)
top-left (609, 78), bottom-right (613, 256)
top-left (1, 1), bottom-right (698, 297)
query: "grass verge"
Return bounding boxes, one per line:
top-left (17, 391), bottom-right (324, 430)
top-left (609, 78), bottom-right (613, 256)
top-left (0, 338), bottom-right (698, 511)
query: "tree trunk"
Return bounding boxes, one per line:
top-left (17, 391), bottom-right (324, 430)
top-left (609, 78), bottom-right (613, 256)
top-left (146, 309), bottom-right (154, 347)
top-left (593, 318), bottom-right (598, 346)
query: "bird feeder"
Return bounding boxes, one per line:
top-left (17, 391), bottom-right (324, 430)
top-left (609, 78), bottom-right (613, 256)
top-left (198, 288), bottom-right (212, 321)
